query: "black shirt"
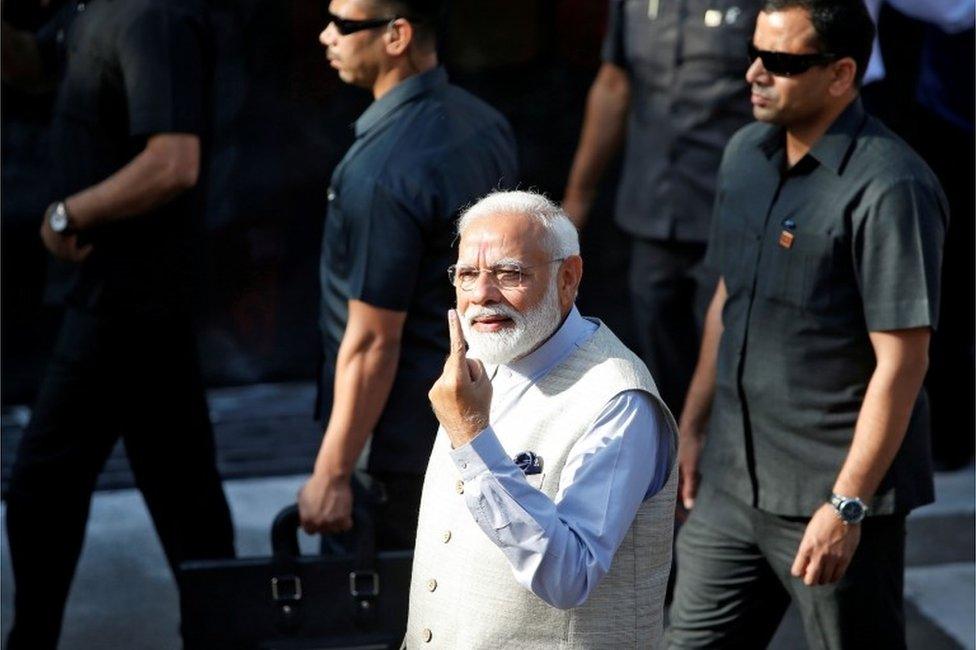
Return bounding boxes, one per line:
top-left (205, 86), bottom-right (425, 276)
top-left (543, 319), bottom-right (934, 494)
top-left (319, 67), bottom-right (518, 475)
top-left (602, 0), bottom-right (760, 242)
top-left (45, 0), bottom-right (210, 312)
top-left (701, 99), bottom-right (947, 516)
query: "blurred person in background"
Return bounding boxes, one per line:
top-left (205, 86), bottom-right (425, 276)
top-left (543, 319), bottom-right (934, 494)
top-left (669, 1), bottom-right (946, 647)
top-left (2, 1), bottom-right (235, 648)
top-left (562, 0), bottom-right (762, 416)
top-left (860, 0), bottom-right (974, 470)
top-left (297, 0), bottom-right (518, 548)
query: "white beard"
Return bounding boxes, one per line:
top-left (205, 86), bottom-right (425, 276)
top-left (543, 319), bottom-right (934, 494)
top-left (459, 279), bottom-right (562, 366)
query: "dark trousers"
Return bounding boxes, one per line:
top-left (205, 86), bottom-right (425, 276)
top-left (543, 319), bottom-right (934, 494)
top-left (5, 307), bottom-right (235, 650)
top-left (668, 484), bottom-right (906, 650)
top-left (628, 238), bottom-right (716, 415)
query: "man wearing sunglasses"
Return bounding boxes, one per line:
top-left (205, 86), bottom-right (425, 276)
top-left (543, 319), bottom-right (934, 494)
top-left (563, 1), bottom-right (763, 421)
top-left (298, 0), bottom-right (517, 550)
top-left (669, 1), bottom-right (946, 647)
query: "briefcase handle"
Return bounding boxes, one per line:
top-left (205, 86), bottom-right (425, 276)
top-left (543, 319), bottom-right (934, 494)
top-left (271, 480), bottom-right (380, 616)
top-left (271, 483), bottom-right (379, 573)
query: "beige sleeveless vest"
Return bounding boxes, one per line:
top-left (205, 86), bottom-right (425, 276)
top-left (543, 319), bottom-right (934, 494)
top-left (404, 321), bottom-right (678, 649)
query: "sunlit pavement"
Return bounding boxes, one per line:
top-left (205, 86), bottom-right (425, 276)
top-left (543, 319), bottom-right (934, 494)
top-left (0, 468), bottom-right (971, 649)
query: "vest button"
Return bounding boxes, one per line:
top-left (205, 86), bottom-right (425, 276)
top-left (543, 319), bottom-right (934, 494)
top-left (422, 627), bottom-right (433, 642)
top-left (426, 578), bottom-right (437, 592)
top-left (455, 480), bottom-right (464, 494)
top-left (441, 530), bottom-right (451, 543)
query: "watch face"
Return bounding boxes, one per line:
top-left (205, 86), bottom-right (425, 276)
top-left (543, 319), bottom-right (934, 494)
top-left (840, 500), bottom-right (865, 522)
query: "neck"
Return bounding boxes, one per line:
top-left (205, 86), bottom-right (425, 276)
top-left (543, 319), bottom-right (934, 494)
top-left (785, 93), bottom-right (856, 167)
top-left (371, 51), bottom-right (438, 99)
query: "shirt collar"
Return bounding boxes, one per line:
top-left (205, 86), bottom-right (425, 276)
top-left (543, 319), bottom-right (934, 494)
top-left (493, 306), bottom-right (596, 382)
top-left (757, 97), bottom-right (867, 175)
top-left (354, 66), bottom-right (448, 137)
top-left (805, 97), bottom-right (866, 174)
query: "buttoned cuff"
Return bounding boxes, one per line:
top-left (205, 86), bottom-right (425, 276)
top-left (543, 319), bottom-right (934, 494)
top-left (449, 426), bottom-right (511, 481)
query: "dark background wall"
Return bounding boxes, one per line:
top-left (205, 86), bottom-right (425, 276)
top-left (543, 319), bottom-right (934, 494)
top-left (1, 0), bottom-right (969, 428)
top-left (1, 0), bottom-right (635, 406)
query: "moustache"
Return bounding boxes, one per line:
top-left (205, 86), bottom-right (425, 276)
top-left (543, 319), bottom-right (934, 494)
top-left (462, 305), bottom-right (520, 324)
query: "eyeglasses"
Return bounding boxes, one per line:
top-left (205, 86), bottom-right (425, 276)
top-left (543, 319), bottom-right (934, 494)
top-left (447, 259), bottom-right (566, 291)
top-left (326, 11), bottom-right (398, 35)
top-left (747, 42), bottom-right (838, 77)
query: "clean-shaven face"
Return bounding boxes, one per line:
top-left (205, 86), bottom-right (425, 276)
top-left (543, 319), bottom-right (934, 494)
top-left (319, 0), bottom-right (386, 89)
top-left (747, 8), bottom-right (836, 126)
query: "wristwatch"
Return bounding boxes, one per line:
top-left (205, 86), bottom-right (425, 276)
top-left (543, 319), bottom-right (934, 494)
top-left (829, 493), bottom-right (868, 524)
top-left (47, 201), bottom-right (71, 234)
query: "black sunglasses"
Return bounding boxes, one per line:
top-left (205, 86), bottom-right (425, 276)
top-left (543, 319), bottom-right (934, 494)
top-left (747, 42), bottom-right (838, 77)
top-left (326, 11), bottom-right (397, 35)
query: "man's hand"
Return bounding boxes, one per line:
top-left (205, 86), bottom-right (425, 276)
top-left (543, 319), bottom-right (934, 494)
top-left (297, 472), bottom-right (353, 534)
top-left (561, 192), bottom-right (594, 231)
top-left (39, 214), bottom-right (92, 263)
top-left (791, 503), bottom-right (861, 586)
top-left (677, 427), bottom-right (704, 511)
top-left (428, 309), bottom-right (492, 448)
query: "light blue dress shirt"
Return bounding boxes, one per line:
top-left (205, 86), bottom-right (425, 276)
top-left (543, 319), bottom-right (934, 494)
top-left (448, 307), bottom-right (673, 609)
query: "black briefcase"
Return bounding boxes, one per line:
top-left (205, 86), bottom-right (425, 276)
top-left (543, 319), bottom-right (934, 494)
top-left (179, 502), bottom-right (412, 649)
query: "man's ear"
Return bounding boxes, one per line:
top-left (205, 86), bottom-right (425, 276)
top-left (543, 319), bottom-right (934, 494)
top-left (384, 18), bottom-right (413, 56)
top-left (828, 57), bottom-right (857, 97)
top-left (558, 255), bottom-right (583, 310)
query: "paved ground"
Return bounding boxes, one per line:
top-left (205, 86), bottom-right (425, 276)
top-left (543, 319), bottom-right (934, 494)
top-left (0, 469), bottom-right (971, 649)
top-left (0, 383), bottom-right (972, 649)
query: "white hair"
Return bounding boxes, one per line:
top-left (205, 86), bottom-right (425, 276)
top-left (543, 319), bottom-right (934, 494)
top-left (456, 190), bottom-right (580, 259)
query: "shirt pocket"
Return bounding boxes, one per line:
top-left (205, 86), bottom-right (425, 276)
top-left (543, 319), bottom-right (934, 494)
top-left (718, 220), bottom-right (761, 296)
top-left (622, 0), bottom-right (674, 80)
top-left (681, 0), bottom-right (756, 72)
top-left (757, 229), bottom-right (837, 313)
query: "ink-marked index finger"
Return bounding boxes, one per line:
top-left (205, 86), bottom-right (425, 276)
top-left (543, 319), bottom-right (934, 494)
top-left (448, 309), bottom-right (467, 361)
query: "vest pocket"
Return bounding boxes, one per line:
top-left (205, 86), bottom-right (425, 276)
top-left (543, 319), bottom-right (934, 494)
top-left (526, 473), bottom-right (545, 491)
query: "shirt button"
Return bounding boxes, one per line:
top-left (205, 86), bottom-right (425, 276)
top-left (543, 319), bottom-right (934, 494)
top-left (426, 578), bottom-right (437, 592)
top-left (455, 480), bottom-right (464, 494)
top-left (441, 530), bottom-right (451, 543)
top-left (77, 2), bottom-right (86, 10)
top-left (326, 187), bottom-right (336, 201)
top-left (422, 628), bottom-right (433, 643)
top-left (460, 460), bottom-right (468, 470)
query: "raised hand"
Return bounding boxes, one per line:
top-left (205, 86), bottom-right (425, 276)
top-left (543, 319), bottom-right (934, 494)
top-left (428, 309), bottom-right (493, 448)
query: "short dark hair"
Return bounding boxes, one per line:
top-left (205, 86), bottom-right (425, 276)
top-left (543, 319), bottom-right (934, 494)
top-left (762, 0), bottom-right (875, 84)
top-left (369, 0), bottom-right (444, 48)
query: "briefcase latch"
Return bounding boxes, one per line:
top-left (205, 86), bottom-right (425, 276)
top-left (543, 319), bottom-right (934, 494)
top-left (349, 570), bottom-right (380, 597)
top-left (271, 575), bottom-right (303, 602)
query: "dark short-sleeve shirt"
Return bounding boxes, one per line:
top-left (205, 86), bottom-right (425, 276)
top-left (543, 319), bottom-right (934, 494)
top-left (602, 0), bottom-right (760, 242)
top-left (319, 67), bottom-right (518, 475)
top-left (701, 99), bottom-right (947, 516)
top-left (46, 0), bottom-right (211, 312)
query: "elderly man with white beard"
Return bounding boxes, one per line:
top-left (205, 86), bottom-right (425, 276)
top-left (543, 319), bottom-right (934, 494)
top-left (402, 191), bottom-right (678, 649)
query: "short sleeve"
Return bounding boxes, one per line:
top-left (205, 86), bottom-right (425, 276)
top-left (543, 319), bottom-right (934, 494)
top-left (346, 182), bottom-right (425, 311)
top-left (703, 142), bottom-right (736, 275)
top-left (118, 5), bottom-right (208, 137)
top-left (601, 0), bottom-right (628, 68)
top-left (854, 178), bottom-right (947, 331)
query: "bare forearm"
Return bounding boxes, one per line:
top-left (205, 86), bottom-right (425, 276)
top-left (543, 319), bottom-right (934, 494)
top-left (833, 329), bottom-right (930, 499)
top-left (65, 134), bottom-right (200, 230)
top-left (564, 64), bottom-right (630, 208)
top-left (315, 336), bottom-right (401, 478)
